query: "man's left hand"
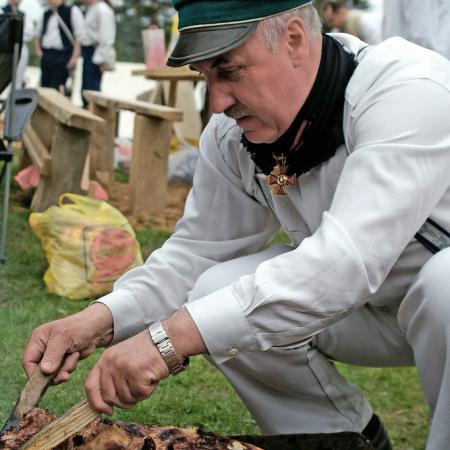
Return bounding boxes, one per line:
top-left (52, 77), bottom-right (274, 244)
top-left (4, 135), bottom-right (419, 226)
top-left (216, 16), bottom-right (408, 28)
top-left (85, 330), bottom-right (169, 415)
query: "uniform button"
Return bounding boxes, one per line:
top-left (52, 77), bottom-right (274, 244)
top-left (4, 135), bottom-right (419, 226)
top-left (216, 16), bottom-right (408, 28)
top-left (228, 348), bottom-right (239, 357)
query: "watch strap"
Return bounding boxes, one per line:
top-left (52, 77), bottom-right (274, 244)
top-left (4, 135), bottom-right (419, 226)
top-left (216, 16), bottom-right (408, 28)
top-left (148, 321), bottom-right (189, 376)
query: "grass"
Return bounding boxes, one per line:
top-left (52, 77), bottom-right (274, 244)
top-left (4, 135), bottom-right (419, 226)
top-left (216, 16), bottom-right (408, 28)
top-left (0, 173), bottom-right (430, 448)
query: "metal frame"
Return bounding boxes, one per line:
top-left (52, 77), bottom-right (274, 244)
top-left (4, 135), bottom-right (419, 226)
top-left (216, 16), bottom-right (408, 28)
top-left (0, 24), bottom-right (20, 263)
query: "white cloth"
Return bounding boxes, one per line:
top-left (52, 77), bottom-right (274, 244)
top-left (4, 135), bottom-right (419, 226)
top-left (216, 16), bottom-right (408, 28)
top-left (81, 1), bottom-right (115, 65)
top-left (383, 0), bottom-right (450, 59)
top-left (98, 34), bottom-right (450, 365)
top-left (35, 5), bottom-right (84, 50)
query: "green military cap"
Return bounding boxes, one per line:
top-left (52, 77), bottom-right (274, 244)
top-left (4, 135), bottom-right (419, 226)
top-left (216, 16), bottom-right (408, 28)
top-left (167, 0), bottom-right (313, 67)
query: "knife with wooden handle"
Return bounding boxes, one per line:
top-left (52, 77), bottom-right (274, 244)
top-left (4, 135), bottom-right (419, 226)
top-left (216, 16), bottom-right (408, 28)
top-left (20, 399), bottom-right (99, 450)
top-left (0, 369), bottom-right (57, 435)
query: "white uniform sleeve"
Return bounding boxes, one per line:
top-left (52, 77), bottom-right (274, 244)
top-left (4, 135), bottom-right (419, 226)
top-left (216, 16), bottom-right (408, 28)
top-left (98, 116), bottom-right (279, 344)
top-left (22, 14), bottom-right (35, 43)
top-left (92, 6), bottom-right (116, 65)
top-left (34, 13), bottom-right (43, 39)
top-left (186, 78), bottom-right (450, 363)
top-left (70, 5), bottom-right (84, 40)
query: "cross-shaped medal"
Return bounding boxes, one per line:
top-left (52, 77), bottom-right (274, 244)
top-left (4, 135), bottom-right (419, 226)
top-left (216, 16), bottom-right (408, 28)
top-left (266, 154), bottom-right (297, 195)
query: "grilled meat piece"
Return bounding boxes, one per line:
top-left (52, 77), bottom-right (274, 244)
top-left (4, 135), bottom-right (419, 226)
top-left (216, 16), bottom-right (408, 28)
top-left (0, 408), bottom-right (56, 449)
top-left (0, 408), bottom-right (261, 450)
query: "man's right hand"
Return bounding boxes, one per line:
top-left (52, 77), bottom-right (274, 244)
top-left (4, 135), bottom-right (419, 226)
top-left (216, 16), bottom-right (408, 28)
top-left (23, 303), bottom-right (114, 384)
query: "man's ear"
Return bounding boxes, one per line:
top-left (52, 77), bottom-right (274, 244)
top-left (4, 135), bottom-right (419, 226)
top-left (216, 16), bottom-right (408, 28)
top-left (285, 17), bottom-right (309, 67)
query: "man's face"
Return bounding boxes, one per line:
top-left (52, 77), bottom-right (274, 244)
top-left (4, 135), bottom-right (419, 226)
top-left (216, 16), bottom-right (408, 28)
top-left (322, 5), bottom-right (347, 29)
top-left (48, 0), bottom-right (63, 8)
top-left (190, 24), bottom-right (310, 144)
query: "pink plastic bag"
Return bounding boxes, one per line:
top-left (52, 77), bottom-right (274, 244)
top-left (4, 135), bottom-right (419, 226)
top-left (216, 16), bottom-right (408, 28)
top-left (15, 165), bottom-right (39, 190)
top-left (142, 25), bottom-right (166, 69)
top-left (92, 182), bottom-right (109, 201)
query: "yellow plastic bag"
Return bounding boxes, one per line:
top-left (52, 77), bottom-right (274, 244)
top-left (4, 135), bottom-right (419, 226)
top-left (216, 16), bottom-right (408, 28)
top-left (29, 193), bottom-right (143, 300)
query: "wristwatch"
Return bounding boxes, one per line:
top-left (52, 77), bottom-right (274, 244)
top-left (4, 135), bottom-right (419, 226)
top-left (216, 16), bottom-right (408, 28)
top-left (148, 321), bottom-right (189, 376)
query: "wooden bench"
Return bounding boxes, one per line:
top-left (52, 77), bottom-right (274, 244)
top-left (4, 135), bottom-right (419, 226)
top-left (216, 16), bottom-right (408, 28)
top-left (22, 88), bottom-right (104, 212)
top-left (83, 90), bottom-right (183, 216)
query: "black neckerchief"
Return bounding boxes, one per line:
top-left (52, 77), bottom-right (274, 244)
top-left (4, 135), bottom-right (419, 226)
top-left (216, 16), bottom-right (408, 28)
top-left (241, 34), bottom-right (357, 176)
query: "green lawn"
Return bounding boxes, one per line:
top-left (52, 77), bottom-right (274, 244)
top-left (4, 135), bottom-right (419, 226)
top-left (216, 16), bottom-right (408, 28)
top-left (0, 181), bottom-right (430, 449)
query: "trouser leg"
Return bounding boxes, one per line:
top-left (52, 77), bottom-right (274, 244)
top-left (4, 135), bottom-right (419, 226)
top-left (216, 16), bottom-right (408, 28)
top-left (41, 49), bottom-right (70, 90)
top-left (398, 248), bottom-right (450, 450)
top-left (189, 244), bottom-right (377, 434)
top-left (81, 46), bottom-right (102, 107)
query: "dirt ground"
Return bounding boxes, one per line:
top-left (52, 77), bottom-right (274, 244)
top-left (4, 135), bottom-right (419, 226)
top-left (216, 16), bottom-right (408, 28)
top-left (109, 180), bottom-right (192, 233)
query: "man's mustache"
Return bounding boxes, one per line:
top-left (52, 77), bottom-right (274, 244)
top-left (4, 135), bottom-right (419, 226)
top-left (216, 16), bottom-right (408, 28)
top-left (224, 104), bottom-right (252, 120)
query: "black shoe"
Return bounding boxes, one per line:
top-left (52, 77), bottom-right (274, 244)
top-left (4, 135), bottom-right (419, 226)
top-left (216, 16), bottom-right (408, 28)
top-left (362, 414), bottom-right (393, 450)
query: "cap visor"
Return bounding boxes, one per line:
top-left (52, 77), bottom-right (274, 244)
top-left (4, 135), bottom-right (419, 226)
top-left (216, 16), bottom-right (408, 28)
top-left (167, 22), bottom-right (258, 67)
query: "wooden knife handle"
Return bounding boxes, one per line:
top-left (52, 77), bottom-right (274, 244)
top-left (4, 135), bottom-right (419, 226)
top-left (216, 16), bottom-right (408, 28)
top-left (14, 369), bottom-right (56, 418)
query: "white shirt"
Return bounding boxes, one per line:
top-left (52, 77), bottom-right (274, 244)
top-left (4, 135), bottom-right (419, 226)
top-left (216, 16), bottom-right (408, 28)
top-left (99, 34), bottom-right (450, 363)
top-left (383, 0), bottom-right (450, 59)
top-left (35, 5), bottom-right (84, 50)
top-left (81, 1), bottom-right (116, 65)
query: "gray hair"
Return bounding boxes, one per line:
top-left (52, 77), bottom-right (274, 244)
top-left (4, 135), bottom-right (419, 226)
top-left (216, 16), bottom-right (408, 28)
top-left (259, 4), bottom-right (322, 52)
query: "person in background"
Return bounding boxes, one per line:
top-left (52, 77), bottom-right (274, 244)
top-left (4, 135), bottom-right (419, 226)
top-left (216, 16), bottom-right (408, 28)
top-left (33, 0), bottom-right (84, 92)
top-left (80, 0), bottom-right (116, 107)
top-left (322, 0), bottom-right (381, 44)
top-left (383, 0), bottom-right (450, 59)
top-left (1, 0), bottom-right (34, 88)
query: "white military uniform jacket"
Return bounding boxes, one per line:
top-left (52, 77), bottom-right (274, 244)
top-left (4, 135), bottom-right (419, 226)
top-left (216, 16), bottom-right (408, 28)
top-left (100, 34), bottom-right (450, 364)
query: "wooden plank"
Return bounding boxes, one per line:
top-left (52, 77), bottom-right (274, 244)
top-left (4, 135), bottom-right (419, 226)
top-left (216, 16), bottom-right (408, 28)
top-left (83, 90), bottom-right (183, 122)
top-left (128, 114), bottom-right (172, 215)
top-left (88, 102), bottom-right (116, 186)
top-left (37, 88), bottom-right (104, 131)
top-left (22, 124), bottom-right (51, 176)
top-left (31, 123), bottom-right (91, 212)
top-left (80, 151), bottom-right (90, 192)
top-left (20, 400), bottom-right (99, 450)
top-left (30, 106), bottom-right (56, 151)
top-left (131, 66), bottom-right (204, 81)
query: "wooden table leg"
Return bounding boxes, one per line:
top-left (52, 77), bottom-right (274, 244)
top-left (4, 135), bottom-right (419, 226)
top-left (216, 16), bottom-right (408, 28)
top-left (168, 80), bottom-right (178, 107)
top-left (31, 124), bottom-right (90, 212)
top-left (128, 114), bottom-right (172, 216)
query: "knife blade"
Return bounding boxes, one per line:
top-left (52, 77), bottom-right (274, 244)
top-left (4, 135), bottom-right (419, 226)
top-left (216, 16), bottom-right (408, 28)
top-left (0, 369), bottom-right (57, 435)
top-left (19, 399), bottom-right (99, 450)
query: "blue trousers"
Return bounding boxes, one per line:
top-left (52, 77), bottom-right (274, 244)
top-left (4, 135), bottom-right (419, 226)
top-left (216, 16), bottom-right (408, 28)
top-left (41, 48), bottom-right (72, 91)
top-left (82, 45), bottom-right (102, 108)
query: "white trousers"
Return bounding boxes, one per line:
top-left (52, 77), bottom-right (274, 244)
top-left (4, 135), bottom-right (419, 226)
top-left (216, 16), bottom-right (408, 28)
top-left (188, 244), bottom-right (450, 450)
